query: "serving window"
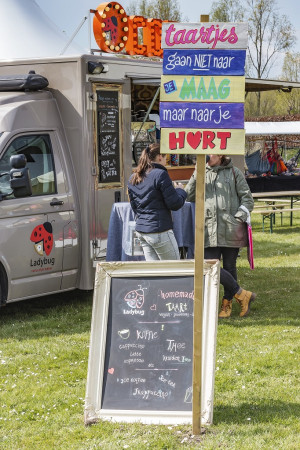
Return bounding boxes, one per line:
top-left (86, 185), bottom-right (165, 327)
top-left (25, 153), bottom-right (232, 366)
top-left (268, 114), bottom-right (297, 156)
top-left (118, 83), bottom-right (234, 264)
top-left (131, 84), bottom-right (196, 181)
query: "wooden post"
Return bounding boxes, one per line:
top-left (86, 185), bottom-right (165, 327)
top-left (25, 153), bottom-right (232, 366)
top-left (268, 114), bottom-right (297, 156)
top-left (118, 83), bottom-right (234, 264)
top-left (192, 13), bottom-right (209, 436)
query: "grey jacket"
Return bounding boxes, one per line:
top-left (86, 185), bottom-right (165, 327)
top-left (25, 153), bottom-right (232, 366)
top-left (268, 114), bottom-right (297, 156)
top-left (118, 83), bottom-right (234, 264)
top-left (185, 159), bottom-right (254, 248)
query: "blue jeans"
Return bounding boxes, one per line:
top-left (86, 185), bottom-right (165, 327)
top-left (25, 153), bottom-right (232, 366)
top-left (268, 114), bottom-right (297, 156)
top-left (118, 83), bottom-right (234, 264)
top-left (136, 230), bottom-right (180, 261)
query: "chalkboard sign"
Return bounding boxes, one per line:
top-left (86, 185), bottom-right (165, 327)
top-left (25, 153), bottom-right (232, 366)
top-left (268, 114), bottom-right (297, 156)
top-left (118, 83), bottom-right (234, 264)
top-left (97, 89), bottom-right (121, 183)
top-left (85, 260), bottom-right (220, 426)
top-left (132, 141), bottom-right (149, 165)
top-left (131, 122), bottom-right (156, 166)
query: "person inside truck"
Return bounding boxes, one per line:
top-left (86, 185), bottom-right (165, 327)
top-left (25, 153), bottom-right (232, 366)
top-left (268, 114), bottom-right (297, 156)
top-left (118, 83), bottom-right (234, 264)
top-left (127, 143), bottom-right (187, 260)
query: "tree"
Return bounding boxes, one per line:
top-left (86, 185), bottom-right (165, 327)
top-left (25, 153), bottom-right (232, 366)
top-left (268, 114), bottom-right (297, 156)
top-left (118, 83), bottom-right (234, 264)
top-left (211, 0), bottom-right (296, 114)
top-left (127, 0), bottom-right (183, 21)
top-left (282, 52), bottom-right (300, 82)
top-left (210, 0), bottom-right (245, 22)
top-left (280, 52), bottom-right (300, 114)
top-left (246, 0), bottom-right (295, 80)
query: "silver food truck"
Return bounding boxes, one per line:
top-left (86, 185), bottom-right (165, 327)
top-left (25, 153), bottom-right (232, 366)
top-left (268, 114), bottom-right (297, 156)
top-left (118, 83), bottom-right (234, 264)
top-left (0, 54), bottom-right (162, 305)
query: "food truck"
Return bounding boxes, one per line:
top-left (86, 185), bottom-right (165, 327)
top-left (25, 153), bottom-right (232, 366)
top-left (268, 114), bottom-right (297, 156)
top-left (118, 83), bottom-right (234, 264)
top-left (1, 1), bottom-right (299, 306)
top-left (0, 53), bottom-right (165, 305)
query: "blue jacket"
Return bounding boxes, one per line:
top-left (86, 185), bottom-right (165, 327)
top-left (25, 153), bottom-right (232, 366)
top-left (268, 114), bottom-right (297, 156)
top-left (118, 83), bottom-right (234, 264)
top-left (128, 163), bottom-right (187, 233)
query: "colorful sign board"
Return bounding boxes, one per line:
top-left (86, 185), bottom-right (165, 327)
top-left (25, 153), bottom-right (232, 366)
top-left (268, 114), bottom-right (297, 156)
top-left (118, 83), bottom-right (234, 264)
top-left (160, 75), bottom-right (245, 103)
top-left (160, 128), bottom-right (245, 155)
top-left (160, 102), bottom-right (244, 129)
top-left (160, 22), bottom-right (247, 155)
top-left (163, 49), bottom-right (246, 76)
top-left (161, 22), bottom-right (248, 50)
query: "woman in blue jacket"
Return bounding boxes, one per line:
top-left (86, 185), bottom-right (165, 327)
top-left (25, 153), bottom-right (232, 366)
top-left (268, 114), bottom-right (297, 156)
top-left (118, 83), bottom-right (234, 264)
top-left (128, 143), bottom-right (187, 260)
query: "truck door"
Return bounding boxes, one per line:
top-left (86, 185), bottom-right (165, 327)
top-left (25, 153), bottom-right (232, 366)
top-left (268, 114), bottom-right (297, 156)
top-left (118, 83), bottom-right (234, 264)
top-left (0, 133), bottom-right (77, 302)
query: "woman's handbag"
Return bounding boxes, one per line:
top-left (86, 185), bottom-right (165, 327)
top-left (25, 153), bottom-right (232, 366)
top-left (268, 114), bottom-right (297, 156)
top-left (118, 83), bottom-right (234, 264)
top-left (239, 205), bottom-right (254, 270)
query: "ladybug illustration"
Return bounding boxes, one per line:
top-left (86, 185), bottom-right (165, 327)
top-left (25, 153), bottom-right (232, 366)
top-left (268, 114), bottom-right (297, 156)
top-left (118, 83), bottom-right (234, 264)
top-left (124, 287), bottom-right (145, 309)
top-left (103, 16), bottom-right (120, 42)
top-left (93, 2), bottom-right (129, 53)
top-left (30, 222), bottom-right (53, 256)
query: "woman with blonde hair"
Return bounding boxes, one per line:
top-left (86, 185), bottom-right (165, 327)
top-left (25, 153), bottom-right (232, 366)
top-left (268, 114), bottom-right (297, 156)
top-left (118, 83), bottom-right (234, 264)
top-left (128, 143), bottom-right (187, 260)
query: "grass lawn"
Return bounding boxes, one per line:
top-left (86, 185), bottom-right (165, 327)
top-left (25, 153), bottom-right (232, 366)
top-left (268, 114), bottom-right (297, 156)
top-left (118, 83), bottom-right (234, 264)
top-left (0, 210), bottom-right (299, 449)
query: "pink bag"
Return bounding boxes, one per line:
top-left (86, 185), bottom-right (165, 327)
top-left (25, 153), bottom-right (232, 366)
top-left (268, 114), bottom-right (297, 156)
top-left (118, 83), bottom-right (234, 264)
top-left (239, 205), bottom-right (255, 270)
top-left (247, 224), bottom-right (254, 270)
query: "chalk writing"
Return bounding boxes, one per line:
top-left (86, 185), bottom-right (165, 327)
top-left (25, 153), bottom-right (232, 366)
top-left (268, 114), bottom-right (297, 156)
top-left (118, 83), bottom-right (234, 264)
top-left (160, 290), bottom-right (194, 300)
top-left (184, 386), bottom-right (193, 403)
top-left (166, 303), bottom-right (188, 313)
top-left (101, 276), bottom-right (195, 411)
top-left (124, 358), bottom-right (145, 364)
top-left (166, 339), bottom-right (186, 352)
top-left (132, 388), bottom-right (169, 400)
top-left (99, 134), bottom-right (118, 156)
top-left (119, 343), bottom-right (145, 350)
top-left (159, 374), bottom-right (176, 388)
top-left (136, 330), bottom-right (158, 340)
top-left (97, 89), bottom-right (120, 183)
top-left (123, 309), bottom-right (145, 316)
top-left (162, 355), bottom-right (191, 363)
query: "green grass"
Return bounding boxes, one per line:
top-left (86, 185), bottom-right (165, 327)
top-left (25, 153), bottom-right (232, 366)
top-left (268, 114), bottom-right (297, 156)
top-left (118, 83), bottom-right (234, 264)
top-left (0, 211), bottom-right (299, 449)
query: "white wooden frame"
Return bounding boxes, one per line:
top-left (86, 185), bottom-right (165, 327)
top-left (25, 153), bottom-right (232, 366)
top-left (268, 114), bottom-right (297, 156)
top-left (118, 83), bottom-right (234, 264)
top-left (84, 259), bottom-right (220, 426)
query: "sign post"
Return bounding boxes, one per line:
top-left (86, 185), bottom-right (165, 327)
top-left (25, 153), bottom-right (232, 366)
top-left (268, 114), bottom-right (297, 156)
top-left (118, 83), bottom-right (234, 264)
top-left (160, 15), bottom-right (247, 434)
top-left (193, 15), bottom-right (208, 436)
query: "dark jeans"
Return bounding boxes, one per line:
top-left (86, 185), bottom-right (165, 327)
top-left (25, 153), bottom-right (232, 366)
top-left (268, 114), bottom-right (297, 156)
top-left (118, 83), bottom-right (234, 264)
top-left (205, 247), bottom-right (240, 300)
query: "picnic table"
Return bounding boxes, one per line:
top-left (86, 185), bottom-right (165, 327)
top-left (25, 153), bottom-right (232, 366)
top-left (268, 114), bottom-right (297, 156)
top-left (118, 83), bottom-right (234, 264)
top-left (252, 191), bottom-right (300, 231)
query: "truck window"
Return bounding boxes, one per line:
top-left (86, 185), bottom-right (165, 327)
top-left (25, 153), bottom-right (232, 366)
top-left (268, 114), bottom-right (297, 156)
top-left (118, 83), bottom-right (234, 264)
top-left (0, 134), bottom-right (56, 198)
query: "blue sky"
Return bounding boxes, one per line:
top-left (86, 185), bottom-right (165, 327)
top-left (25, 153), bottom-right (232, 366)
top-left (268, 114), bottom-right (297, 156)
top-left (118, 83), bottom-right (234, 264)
top-left (36, 0), bottom-right (300, 77)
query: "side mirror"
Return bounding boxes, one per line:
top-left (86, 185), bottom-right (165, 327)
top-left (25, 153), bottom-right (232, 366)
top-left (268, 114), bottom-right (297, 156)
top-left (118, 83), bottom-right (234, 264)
top-left (10, 155), bottom-right (32, 197)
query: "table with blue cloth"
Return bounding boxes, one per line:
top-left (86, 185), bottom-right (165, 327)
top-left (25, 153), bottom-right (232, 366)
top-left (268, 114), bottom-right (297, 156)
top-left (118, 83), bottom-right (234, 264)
top-left (106, 202), bottom-right (196, 261)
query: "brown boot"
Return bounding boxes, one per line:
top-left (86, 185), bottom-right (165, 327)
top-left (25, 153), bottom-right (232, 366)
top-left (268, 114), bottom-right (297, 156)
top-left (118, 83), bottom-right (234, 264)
top-left (234, 289), bottom-right (256, 317)
top-left (218, 298), bottom-right (233, 318)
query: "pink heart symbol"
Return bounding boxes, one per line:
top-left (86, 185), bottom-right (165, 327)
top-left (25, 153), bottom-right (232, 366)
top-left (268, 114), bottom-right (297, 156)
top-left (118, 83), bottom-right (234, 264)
top-left (150, 304), bottom-right (156, 310)
top-left (108, 368), bottom-right (114, 374)
top-left (187, 131), bottom-right (202, 149)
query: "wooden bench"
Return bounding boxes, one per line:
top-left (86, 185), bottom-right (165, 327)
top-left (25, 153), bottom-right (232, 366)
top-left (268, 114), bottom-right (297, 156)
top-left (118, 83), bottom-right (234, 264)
top-left (252, 207), bottom-right (300, 232)
top-left (252, 192), bottom-right (300, 226)
top-left (253, 202), bottom-right (287, 227)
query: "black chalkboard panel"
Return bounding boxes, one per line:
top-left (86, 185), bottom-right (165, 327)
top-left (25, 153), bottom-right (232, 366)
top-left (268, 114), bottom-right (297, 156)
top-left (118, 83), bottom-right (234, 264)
top-left (101, 275), bottom-right (194, 411)
top-left (85, 260), bottom-right (219, 426)
top-left (132, 141), bottom-right (148, 165)
top-left (97, 89), bottom-right (120, 183)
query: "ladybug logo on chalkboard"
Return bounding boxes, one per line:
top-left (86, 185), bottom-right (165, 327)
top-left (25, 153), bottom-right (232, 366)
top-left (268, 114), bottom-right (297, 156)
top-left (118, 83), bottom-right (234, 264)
top-left (124, 286), bottom-right (145, 309)
top-left (30, 222), bottom-right (54, 256)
